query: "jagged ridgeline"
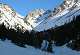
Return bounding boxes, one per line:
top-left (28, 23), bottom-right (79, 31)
top-left (0, 0), bottom-right (80, 53)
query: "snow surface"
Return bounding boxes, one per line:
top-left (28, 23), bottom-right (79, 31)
top-left (0, 0), bottom-right (80, 32)
top-left (0, 40), bottom-right (80, 55)
top-left (31, 0), bottom-right (80, 31)
top-left (0, 4), bottom-right (32, 31)
top-left (34, 6), bottom-right (80, 31)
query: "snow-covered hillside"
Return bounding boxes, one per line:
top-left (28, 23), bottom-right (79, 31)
top-left (0, 3), bottom-right (32, 32)
top-left (33, 0), bottom-right (80, 31)
top-left (0, 40), bottom-right (80, 55)
top-left (0, 0), bottom-right (80, 32)
top-left (24, 9), bottom-right (46, 28)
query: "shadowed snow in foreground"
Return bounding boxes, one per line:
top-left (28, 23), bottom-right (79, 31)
top-left (0, 40), bottom-right (80, 55)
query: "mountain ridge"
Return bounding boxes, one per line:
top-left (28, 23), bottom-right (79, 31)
top-left (0, 0), bottom-right (80, 32)
top-left (0, 3), bottom-right (32, 32)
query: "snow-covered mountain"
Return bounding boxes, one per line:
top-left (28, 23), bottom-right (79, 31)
top-left (0, 3), bottom-right (32, 32)
top-left (32, 0), bottom-right (80, 31)
top-left (0, 0), bottom-right (80, 32)
top-left (24, 9), bottom-right (46, 28)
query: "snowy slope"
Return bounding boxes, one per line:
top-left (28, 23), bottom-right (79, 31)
top-left (0, 40), bottom-right (80, 55)
top-left (0, 0), bottom-right (80, 32)
top-left (0, 3), bottom-right (32, 32)
top-left (24, 9), bottom-right (46, 28)
top-left (33, 0), bottom-right (80, 31)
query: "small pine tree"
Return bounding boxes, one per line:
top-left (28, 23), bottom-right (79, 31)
top-left (47, 41), bottom-right (53, 52)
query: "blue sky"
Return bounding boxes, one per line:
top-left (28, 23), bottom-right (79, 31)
top-left (0, 0), bottom-right (63, 16)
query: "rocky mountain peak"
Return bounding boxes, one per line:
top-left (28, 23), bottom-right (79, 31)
top-left (24, 9), bottom-right (45, 28)
top-left (26, 9), bottom-right (45, 19)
